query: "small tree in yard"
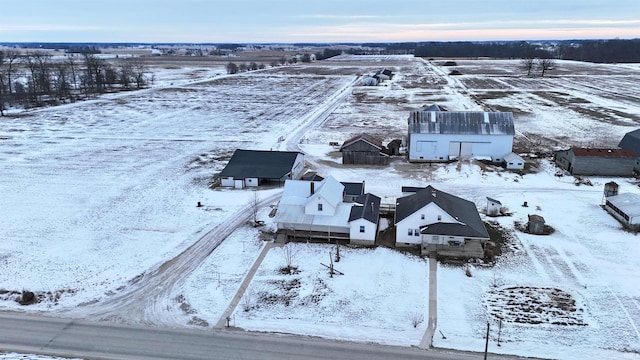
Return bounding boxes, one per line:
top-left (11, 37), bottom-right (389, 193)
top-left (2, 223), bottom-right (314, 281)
top-left (249, 191), bottom-right (260, 225)
top-left (241, 289), bottom-right (255, 312)
top-left (410, 311), bottom-right (424, 328)
top-left (280, 243), bottom-right (299, 274)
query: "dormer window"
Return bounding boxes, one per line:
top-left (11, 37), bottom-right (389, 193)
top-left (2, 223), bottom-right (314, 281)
top-left (318, 203), bottom-right (323, 211)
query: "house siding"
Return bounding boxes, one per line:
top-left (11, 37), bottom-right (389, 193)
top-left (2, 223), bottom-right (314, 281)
top-left (349, 218), bottom-right (377, 245)
top-left (395, 203), bottom-right (455, 245)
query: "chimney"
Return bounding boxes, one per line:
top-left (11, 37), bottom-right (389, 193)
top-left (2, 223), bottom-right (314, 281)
top-left (432, 189), bottom-right (436, 198)
top-left (310, 181), bottom-right (315, 195)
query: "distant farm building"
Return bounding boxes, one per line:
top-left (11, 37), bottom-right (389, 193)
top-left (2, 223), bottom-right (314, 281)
top-left (617, 129), bottom-right (640, 173)
top-left (618, 129), bottom-right (640, 155)
top-left (340, 133), bottom-right (389, 165)
top-left (554, 148), bottom-right (637, 176)
top-left (407, 106), bottom-right (515, 162)
top-left (219, 149), bottom-right (304, 188)
top-left (360, 77), bottom-right (378, 86)
top-left (603, 192), bottom-right (640, 230)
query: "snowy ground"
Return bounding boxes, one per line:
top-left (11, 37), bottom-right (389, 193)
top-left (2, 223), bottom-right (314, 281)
top-left (2, 55), bottom-right (640, 360)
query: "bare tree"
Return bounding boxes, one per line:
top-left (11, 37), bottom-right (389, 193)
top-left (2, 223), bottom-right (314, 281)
top-left (130, 58), bottom-right (149, 89)
top-left (281, 243), bottom-right (298, 272)
top-left (249, 191), bottom-right (260, 225)
top-left (3, 50), bottom-right (21, 96)
top-left (66, 54), bottom-right (79, 93)
top-left (520, 57), bottom-right (535, 77)
top-left (409, 311), bottom-right (424, 328)
top-left (539, 57), bottom-right (556, 77)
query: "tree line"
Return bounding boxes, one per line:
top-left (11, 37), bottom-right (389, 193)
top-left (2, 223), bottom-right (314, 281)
top-left (0, 50), bottom-right (150, 116)
top-left (414, 39), bottom-right (640, 63)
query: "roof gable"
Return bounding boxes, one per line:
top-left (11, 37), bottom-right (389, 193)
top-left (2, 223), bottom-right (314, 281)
top-left (340, 133), bottom-right (383, 151)
top-left (219, 149), bottom-right (302, 179)
top-left (309, 176), bottom-right (344, 208)
top-left (349, 193), bottom-right (381, 223)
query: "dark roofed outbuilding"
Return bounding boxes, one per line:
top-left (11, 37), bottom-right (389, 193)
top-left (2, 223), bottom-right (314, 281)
top-left (219, 149), bottom-right (304, 188)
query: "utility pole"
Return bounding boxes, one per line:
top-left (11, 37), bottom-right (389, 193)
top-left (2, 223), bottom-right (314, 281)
top-left (484, 322), bottom-right (489, 360)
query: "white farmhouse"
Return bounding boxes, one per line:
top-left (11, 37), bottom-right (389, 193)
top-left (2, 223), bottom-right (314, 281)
top-left (407, 106), bottom-right (515, 162)
top-left (275, 176), bottom-right (380, 244)
top-left (395, 186), bottom-right (490, 257)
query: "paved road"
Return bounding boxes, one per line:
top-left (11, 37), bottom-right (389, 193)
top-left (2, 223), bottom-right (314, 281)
top-left (0, 312), bottom-right (524, 360)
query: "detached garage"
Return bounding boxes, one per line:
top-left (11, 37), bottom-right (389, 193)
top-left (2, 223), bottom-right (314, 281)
top-left (219, 149), bottom-right (304, 188)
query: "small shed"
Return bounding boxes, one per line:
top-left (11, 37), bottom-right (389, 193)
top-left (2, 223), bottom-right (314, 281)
top-left (385, 139), bottom-right (402, 156)
top-left (503, 152), bottom-right (525, 170)
top-left (527, 214), bottom-right (546, 234)
top-left (604, 181), bottom-right (619, 198)
top-left (486, 197), bottom-right (502, 217)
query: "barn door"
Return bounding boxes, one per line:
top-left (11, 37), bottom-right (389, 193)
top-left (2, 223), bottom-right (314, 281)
top-left (448, 142), bottom-right (461, 158)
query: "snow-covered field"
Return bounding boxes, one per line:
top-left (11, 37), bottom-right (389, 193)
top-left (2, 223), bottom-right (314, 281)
top-left (2, 55), bottom-right (640, 360)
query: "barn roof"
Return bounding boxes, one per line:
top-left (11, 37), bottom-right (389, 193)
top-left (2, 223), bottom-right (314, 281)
top-left (349, 193), bottom-right (381, 224)
top-left (571, 147), bottom-right (637, 158)
top-left (340, 133), bottom-right (383, 151)
top-left (408, 111), bottom-right (515, 135)
top-left (395, 186), bottom-right (488, 238)
top-left (219, 149), bottom-right (302, 179)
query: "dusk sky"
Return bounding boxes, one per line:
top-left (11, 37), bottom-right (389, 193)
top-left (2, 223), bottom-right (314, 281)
top-left (2, 0), bottom-right (639, 43)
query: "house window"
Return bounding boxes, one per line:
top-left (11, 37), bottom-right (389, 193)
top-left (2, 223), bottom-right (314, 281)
top-left (408, 229), bottom-right (413, 236)
top-left (318, 203), bottom-right (323, 211)
top-left (432, 235), bottom-right (438, 241)
top-left (437, 215), bottom-right (442, 221)
top-left (359, 226), bottom-right (365, 233)
top-left (414, 229), bottom-right (419, 236)
top-left (421, 214), bottom-right (425, 220)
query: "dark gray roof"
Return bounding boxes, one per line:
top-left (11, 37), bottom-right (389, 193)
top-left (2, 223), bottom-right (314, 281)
top-left (486, 197), bottom-right (502, 205)
top-left (420, 222), bottom-right (486, 238)
top-left (401, 186), bottom-right (426, 194)
top-left (618, 129), bottom-right (640, 155)
top-left (422, 104), bottom-right (444, 111)
top-left (395, 186), bottom-right (489, 239)
top-left (349, 193), bottom-right (381, 223)
top-left (302, 172), bottom-right (325, 181)
top-left (219, 149), bottom-right (302, 179)
top-left (342, 181), bottom-right (365, 196)
top-left (408, 111), bottom-right (515, 136)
